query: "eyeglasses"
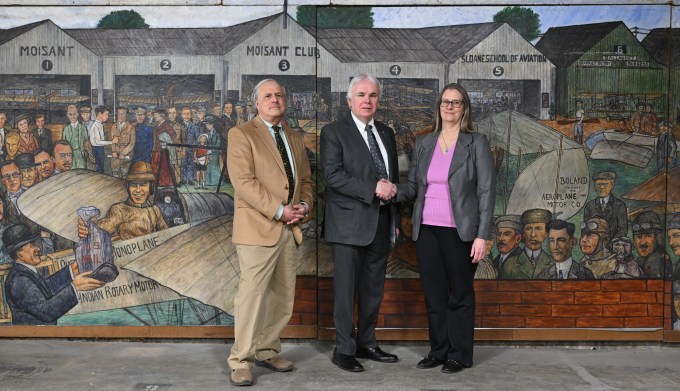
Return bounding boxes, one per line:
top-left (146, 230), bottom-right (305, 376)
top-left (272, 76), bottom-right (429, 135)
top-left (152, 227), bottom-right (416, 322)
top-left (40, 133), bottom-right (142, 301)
top-left (1, 172), bottom-right (20, 180)
top-left (440, 99), bottom-right (464, 108)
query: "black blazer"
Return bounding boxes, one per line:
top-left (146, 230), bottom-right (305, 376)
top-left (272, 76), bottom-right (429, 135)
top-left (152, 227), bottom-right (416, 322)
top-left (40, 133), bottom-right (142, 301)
top-left (320, 113), bottom-right (399, 246)
top-left (5, 263), bottom-right (78, 325)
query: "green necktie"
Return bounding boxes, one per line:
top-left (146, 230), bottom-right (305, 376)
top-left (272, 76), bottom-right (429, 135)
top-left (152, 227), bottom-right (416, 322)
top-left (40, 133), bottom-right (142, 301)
top-left (273, 126), bottom-right (295, 204)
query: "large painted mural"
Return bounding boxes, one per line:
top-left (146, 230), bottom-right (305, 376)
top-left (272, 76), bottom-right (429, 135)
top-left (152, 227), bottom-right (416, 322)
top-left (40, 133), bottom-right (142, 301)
top-left (0, 3), bottom-right (678, 330)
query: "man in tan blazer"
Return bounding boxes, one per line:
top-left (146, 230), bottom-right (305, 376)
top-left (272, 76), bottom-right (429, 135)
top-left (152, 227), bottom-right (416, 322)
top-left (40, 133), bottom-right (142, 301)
top-left (226, 79), bottom-right (313, 387)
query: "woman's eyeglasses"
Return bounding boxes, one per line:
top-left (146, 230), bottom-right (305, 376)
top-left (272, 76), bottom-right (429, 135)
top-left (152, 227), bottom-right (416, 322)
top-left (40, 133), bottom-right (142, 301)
top-left (440, 99), bottom-right (464, 108)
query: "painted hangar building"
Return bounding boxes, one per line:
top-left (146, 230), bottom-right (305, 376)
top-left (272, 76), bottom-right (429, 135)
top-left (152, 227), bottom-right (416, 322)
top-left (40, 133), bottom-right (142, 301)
top-left (0, 13), bottom-right (554, 127)
top-left (536, 21), bottom-right (667, 123)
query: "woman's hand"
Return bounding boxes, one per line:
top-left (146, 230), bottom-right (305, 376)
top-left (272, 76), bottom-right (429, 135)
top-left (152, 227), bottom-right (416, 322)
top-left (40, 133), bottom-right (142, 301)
top-left (470, 238), bottom-right (487, 264)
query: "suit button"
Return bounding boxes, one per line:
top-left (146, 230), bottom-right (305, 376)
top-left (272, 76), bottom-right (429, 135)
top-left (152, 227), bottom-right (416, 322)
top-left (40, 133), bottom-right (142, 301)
top-left (285, 185), bottom-right (289, 190)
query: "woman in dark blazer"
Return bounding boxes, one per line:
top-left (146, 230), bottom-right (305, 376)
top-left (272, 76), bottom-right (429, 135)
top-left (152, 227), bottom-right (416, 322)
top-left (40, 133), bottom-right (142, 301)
top-left (396, 83), bottom-right (495, 373)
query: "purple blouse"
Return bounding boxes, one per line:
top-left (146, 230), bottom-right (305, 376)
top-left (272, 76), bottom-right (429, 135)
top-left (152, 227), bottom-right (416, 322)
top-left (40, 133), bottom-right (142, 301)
top-left (421, 143), bottom-right (456, 228)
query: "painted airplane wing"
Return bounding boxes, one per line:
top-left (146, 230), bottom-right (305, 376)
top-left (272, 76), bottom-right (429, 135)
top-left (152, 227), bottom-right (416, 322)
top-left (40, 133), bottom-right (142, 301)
top-left (18, 169), bottom-right (129, 243)
top-left (123, 215), bottom-right (239, 314)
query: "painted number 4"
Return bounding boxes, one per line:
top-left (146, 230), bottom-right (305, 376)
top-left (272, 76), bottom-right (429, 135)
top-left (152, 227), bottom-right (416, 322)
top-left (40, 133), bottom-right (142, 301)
top-left (390, 65), bottom-right (401, 76)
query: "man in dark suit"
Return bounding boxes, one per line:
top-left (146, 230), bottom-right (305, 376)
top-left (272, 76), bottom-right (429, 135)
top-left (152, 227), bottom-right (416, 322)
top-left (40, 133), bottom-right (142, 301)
top-left (320, 74), bottom-right (399, 372)
top-left (3, 223), bottom-right (103, 325)
top-left (32, 113), bottom-right (53, 152)
top-left (132, 107), bottom-right (153, 164)
top-left (583, 171), bottom-right (628, 238)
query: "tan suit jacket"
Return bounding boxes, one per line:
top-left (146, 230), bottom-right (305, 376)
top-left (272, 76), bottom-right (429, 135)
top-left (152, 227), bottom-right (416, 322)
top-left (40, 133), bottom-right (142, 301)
top-left (227, 116), bottom-right (313, 246)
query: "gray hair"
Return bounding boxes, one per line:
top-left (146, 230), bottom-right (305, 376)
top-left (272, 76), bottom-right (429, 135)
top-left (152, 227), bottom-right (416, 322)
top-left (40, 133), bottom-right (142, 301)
top-left (346, 74), bottom-right (382, 101)
top-left (251, 79), bottom-right (286, 104)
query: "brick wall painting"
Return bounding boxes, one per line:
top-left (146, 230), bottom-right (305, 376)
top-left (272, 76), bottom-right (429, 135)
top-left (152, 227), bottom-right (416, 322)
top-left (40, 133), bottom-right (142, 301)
top-left (0, 3), bottom-right (678, 331)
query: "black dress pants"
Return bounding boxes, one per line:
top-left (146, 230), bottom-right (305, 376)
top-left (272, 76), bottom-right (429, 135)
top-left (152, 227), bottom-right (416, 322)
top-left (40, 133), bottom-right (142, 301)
top-left (332, 206), bottom-right (390, 355)
top-left (416, 224), bottom-right (477, 366)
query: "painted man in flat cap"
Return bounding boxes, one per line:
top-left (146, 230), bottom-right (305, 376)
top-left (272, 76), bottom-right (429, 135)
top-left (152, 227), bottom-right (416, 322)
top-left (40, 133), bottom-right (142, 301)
top-left (493, 214), bottom-right (523, 272)
top-left (583, 171), bottom-right (628, 238)
top-left (500, 208), bottom-right (553, 279)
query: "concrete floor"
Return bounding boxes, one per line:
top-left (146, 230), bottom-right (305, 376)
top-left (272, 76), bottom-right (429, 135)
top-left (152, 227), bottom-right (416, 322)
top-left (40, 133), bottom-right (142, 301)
top-left (0, 340), bottom-right (679, 390)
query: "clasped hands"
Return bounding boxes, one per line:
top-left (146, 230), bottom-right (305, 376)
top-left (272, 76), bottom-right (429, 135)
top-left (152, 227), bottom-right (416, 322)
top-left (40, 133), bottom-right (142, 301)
top-left (375, 178), bottom-right (397, 201)
top-left (280, 203), bottom-right (308, 225)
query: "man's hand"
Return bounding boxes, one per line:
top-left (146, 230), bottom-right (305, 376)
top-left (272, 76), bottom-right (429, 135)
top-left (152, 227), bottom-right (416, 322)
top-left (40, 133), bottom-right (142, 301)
top-left (376, 179), bottom-right (397, 201)
top-left (77, 218), bottom-right (94, 239)
top-left (111, 137), bottom-right (119, 144)
top-left (280, 204), bottom-right (306, 225)
top-left (73, 272), bottom-right (105, 291)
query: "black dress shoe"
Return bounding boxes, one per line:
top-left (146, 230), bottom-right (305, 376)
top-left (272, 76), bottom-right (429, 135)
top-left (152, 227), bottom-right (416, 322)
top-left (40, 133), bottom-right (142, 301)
top-left (332, 349), bottom-right (364, 372)
top-left (355, 346), bottom-right (399, 363)
top-left (417, 356), bottom-right (445, 369)
top-left (441, 360), bottom-right (464, 374)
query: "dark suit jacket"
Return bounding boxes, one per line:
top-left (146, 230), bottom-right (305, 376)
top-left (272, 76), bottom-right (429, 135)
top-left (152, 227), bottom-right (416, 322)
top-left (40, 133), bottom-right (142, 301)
top-left (493, 245), bottom-right (523, 271)
top-left (320, 113), bottom-right (399, 246)
top-left (32, 128), bottom-right (53, 152)
top-left (537, 260), bottom-right (595, 279)
top-left (4, 263), bottom-right (78, 325)
top-left (583, 195), bottom-right (628, 238)
top-left (397, 131), bottom-right (495, 242)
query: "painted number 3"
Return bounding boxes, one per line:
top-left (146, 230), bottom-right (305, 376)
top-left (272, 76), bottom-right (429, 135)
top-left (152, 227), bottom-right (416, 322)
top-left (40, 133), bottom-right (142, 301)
top-left (160, 59), bottom-right (172, 71)
top-left (279, 60), bottom-right (290, 71)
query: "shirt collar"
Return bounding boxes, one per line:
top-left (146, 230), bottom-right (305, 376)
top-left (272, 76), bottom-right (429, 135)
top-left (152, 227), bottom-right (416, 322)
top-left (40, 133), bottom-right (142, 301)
top-left (15, 260), bottom-right (38, 274)
top-left (555, 257), bottom-right (573, 274)
top-left (260, 116), bottom-right (281, 130)
top-left (351, 112), bottom-right (375, 132)
top-left (524, 248), bottom-right (542, 259)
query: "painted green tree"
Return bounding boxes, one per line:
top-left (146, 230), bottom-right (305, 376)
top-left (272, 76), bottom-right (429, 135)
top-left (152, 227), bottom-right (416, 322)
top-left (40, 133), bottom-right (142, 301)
top-left (97, 10), bottom-right (149, 29)
top-left (493, 6), bottom-right (541, 41)
top-left (296, 6), bottom-right (373, 28)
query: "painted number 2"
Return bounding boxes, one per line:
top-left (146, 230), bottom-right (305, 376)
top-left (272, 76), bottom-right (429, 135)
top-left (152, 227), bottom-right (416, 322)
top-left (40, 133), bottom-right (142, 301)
top-left (160, 59), bottom-right (172, 71)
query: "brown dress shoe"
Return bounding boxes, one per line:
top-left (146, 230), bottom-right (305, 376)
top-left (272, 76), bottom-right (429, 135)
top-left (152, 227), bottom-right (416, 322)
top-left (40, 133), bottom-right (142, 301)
top-left (230, 368), bottom-right (253, 386)
top-left (255, 356), bottom-right (294, 372)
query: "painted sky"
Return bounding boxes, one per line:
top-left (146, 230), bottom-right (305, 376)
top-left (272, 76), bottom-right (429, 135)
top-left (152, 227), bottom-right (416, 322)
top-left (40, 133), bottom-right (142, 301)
top-left (0, 4), bottom-right (674, 40)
